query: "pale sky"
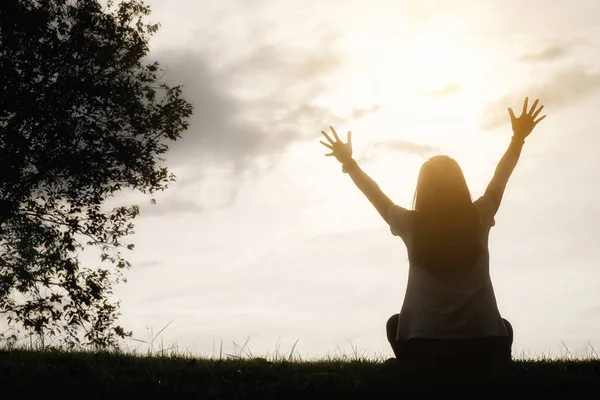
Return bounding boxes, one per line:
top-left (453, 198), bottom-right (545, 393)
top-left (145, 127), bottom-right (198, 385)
top-left (88, 0), bottom-right (600, 359)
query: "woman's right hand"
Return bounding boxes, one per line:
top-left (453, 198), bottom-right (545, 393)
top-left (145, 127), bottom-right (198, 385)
top-left (508, 97), bottom-right (546, 141)
top-left (320, 126), bottom-right (353, 165)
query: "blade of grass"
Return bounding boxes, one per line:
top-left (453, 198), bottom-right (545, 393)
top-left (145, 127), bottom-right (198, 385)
top-left (288, 338), bottom-right (299, 361)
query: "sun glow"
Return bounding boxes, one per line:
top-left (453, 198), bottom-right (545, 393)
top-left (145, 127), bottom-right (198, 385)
top-left (330, 33), bottom-right (476, 140)
top-left (314, 19), bottom-right (497, 192)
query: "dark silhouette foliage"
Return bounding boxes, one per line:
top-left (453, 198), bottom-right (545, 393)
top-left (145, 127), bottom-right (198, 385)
top-left (0, 0), bottom-right (192, 347)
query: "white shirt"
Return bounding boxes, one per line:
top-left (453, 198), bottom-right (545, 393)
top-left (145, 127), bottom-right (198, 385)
top-left (388, 194), bottom-right (509, 340)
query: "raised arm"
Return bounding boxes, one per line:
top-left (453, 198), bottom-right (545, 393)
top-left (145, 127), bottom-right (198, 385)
top-left (485, 97), bottom-right (546, 212)
top-left (320, 126), bottom-right (393, 223)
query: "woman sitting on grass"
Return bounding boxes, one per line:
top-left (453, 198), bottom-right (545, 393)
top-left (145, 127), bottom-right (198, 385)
top-left (319, 97), bottom-right (546, 363)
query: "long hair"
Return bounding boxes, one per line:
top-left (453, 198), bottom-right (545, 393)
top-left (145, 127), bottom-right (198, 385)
top-left (410, 155), bottom-right (480, 279)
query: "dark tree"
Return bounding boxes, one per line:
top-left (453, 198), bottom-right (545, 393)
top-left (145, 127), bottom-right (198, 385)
top-left (0, 0), bottom-right (192, 347)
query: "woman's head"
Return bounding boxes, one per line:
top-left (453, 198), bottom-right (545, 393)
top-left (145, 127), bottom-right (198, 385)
top-left (413, 155), bottom-right (472, 213)
top-left (410, 155), bottom-right (480, 279)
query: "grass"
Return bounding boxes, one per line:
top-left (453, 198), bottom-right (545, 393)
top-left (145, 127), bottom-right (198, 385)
top-left (2, 325), bottom-right (600, 398)
top-left (2, 346), bottom-right (600, 398)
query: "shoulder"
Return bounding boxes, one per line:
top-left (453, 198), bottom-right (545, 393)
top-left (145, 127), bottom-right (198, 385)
top-left (388, 204), bottom-right (416, 238)
top-left (473, 195), bottom-right (496, 228)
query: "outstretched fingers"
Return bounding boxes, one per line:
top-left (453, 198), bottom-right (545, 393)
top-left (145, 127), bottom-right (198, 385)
top-left (532, 104), bottom-right (544, 119)
top-left (528, 98), bottom-right (545, 124)
top-left (319, 140), bottom-right (333, 150)
top-left (528, 98), bottom-right (539, 115)
top-left (321, 130), bottom-right (335, 145)
top-left (518, 97), bottom-right (545, 121)
top-left (320, 126), bottom-right (351, 158)
top-left (329, 126), bottom-right (341, 142)
top-left (534, 114), bottom-right (546, 125)
top-left (320, 138), bottom-right (334, 156)
top-left (508, 97), bottom-right (546, 133)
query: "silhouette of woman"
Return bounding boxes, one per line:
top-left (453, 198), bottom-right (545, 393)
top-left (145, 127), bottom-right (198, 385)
top-left (320, 97), bottom-right (546, 363)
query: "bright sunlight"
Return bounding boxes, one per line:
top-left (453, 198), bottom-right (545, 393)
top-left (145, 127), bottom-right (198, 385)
top-left (315, 18), bottom-right (497, 194)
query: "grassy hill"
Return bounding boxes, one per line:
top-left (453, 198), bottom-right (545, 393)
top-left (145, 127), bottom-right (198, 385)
top-left (1, 348), bottom-right (600, 399)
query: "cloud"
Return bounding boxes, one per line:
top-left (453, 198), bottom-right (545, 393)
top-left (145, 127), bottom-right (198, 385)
top-left (481, 66), bottom-right (600, 130)
top-left (423, 84), bottom-right (462, 97)
top-left (224, 43), bottom-right (343, 87)
top-left (349, 104), bottom-right (382, 120)
top-left (403, 0), bottom-right (462, 24)
top-left (520, 44), bottom-right (571, 63)
top-left (359, 139), bottom-right (440, 163)
top-left (139, 196), bottom-right (204, 217)
top-left (154, 50), bottom-right (277, 169)
top-left (134, 2), bottom-right (381, 215)
top-left (153, 37), bottom-right (346, 170)
top-left (378, 139), bottom-right (440, 155)
top-left (134, 260), bottom-right (161, 269)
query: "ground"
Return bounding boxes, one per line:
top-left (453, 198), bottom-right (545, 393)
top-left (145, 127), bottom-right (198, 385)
top-left (1, 349), bottom-right (600, 398)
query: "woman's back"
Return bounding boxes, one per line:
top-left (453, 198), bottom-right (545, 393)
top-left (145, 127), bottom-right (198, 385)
top-left (389, 195), bottom-right (508, 340)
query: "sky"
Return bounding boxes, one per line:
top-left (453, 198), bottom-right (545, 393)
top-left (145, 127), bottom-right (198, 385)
top-left (86, 0), bottom-right (600, 359)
